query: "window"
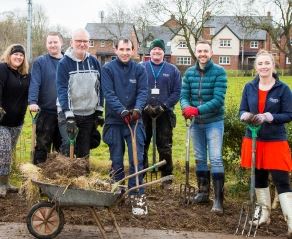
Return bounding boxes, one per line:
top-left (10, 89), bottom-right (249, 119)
top-left (178, 40), bottom-right (187, 48)
top-left (250, 41), bottom-right (258, 48)
top-left (219, 56), bottom-right (230, 65)
top-left (176, 56), bottom-right (191, 65)
top-left (286, 57), bottom-right (291, 65)
top-left (219, 39), bottom-right (231, 47)
top-left (89, 40), bottom-right (94, 47)
top-left (209, 28), bottom-right (215, 36)
top-left (100, 40), bottom-right (105, 47)
top-left (166, 41), bottom-right (171, 46)
top-left (146, 41), bottom-right (151, 47)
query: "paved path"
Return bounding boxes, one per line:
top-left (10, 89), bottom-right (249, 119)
top-left (0, 222), bottom-right (284, 239)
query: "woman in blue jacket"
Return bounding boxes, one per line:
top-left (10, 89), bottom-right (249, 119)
top-left (240, 50), bottom-right (292, 238)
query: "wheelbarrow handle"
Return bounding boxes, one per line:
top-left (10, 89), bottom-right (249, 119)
top-left (111, 160), bottom-right (166, 192)
top-left (124, 175), bottom-right (173, 196)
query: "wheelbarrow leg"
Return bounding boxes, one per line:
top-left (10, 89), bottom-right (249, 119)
top-left (90, 207), bottom-right (108, 239)
top-left (108, 208), bottom-right (123, 239)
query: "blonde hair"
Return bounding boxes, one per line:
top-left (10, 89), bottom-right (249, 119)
top-left (254, 49), bottom-right (275, 68)
top-left (0, 44), bottom-right (29, 75)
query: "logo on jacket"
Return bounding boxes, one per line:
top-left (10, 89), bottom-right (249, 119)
top-left (268, 97), bottom-right (279, 103)
top-left (129, 78), bottom-right (136, 84)
top-left (163, 73), bottom-right (170, 77)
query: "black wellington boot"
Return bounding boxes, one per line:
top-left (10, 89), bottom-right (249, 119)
top-left (211, 173), bottom-right (224, 215)
top-left (192, 171), bottom-right (210, 203)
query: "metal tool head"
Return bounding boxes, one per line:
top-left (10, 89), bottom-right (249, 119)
top-left (179, 183), bottom-right (196, 205)
top-left (235, 201), bottom-right (262, 237)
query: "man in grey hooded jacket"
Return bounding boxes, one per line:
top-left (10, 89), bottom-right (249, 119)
top-left (56, 28), bottom-right (103, 158)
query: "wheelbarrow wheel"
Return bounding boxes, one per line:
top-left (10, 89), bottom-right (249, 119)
top-left (26, 201), bottom-right (64, 239)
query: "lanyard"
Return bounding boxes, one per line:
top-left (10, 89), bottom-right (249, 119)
top-left (149, 61), bottom-right (165, 88)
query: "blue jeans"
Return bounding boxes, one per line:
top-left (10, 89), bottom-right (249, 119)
top-left (103, 122), bottom-right (145, 194)
top-left (191, 120), bottom-right (224, 174)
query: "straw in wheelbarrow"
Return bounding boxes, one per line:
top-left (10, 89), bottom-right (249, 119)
top-left (235, 124), bottom-right (262, 237)
top-left (180, 117), bottom-right (196, 205)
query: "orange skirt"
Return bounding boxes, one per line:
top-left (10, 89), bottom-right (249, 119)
top-left (240, 137), bottom-right (292, 171)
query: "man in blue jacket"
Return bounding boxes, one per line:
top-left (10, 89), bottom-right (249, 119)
top-left (102, 37), bottom-right (148, 216)
top-left (142, 39), bottom-right (181, 190)
top-left (28, 32), bottom-right (63, 164)
top-left (56, 28), bottom-right (103, 159)
top-left (180, 40), bottom-right (227, 215)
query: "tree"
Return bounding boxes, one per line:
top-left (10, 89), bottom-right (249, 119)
top-left (146, 0), bottom-right (225, 60)
top-left (234, 0), bottom-right (292, 73)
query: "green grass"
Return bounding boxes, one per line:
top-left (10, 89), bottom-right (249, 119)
top-left (12, 76), bottom-right (292, 193)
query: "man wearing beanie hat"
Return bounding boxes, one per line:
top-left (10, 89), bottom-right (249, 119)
top-left (142, 38), bottom-right (181, 190)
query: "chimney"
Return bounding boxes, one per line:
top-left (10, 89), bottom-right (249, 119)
top-left (267, 11), bottom-right (271, 17)
top-left (171, 14), bottom-right (175, 20)
top-left (205, 11), bottom-right (211, 18)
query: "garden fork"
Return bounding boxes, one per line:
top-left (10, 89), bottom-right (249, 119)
top-left (30, 111), bottom-right (39, 163)
top-left (179, 117), bottom-right (196, 205)
top-left (235, 124), bottom-right (262, 237)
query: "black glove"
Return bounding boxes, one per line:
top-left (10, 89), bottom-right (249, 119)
top-left (144, 104), bottom-right (156, 117)
top-left (95, 110), bottom-right (104, 127)
top-left (66, 117), bottom-right (78, 138)
top-left (131, 109), bottom-right (141, 122)
top-left (154, 104), bottom-right (166, 116)
top-left (121, 110), bottom-right (131, 124)
top-left (0, 107), bottom-right (6, 122)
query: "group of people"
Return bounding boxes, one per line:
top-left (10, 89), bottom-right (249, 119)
top-left (0, 27), bottom-right (291, 237)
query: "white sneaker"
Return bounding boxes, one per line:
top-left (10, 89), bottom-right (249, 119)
top-left (130, 194), bottom-right (148, 216)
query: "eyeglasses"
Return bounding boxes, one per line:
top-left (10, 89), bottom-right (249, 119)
top-left (74, 39), bottom-right (89, 44)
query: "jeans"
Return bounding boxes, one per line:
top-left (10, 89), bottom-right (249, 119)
top-left (191, 120), bottom-right (224, 174)
top-left (103, 122), bottom-right (146, 194)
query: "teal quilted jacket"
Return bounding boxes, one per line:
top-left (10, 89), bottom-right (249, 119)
top-left (180, 60), bottom-right (227, 124)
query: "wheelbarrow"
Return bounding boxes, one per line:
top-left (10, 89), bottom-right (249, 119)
top-left (26, 171), bottom-right (173, 239)
top-left (235, 124), bottom-right (262, 237)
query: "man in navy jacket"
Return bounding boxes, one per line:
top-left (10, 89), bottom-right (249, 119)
top-left (102, 37), bottom-right (148, 216)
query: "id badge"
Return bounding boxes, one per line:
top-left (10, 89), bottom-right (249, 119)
top-left (151, 88), bottom-right (160, 95)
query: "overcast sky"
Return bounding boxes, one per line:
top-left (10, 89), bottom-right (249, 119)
top-left (1, 0), bottom-right (140, 32)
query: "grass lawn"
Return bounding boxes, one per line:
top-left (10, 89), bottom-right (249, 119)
top-left (11, 76), bottom-right (292, 189)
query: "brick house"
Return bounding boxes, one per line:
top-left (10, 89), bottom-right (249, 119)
top-left (85, 23), bottom-right (139, 65)
top-left (203, 16), bottom-right (269, 70)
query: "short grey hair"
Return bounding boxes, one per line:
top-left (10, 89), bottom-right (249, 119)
top-left (71, 28), bottom-right (90, 40)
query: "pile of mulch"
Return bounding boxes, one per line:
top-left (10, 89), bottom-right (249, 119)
top-left (38, 153), bottom-right (89, 179)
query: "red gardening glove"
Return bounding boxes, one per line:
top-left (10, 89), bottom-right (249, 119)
top-left (121, 110), bottom-right (131, 124)
top-left (131, 109), bottom-right (141, 122)
top-left (182, 106), bottom-right (199, 119)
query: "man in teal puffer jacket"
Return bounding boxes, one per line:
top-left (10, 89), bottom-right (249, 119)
top-left (180, 40), bottom-right (227, 215)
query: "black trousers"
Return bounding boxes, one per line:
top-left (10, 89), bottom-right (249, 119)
top-left (74, 113), bottom-right (96, 158)
top-left (255, 168), bottom-right (292, 194)
top-left (142, 110), bottom-right (176, 177)
top-left (34, 111), bottom-right (61, 164)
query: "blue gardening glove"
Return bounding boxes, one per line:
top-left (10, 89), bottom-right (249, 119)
top-left (66, 117), bottom-right (78, 137)
top-left (95, 110), bottom-right (104, 127)
top-left (121, 110), bottom-right (131, 124)
top-left (0, 107), bottom-right (6, 122)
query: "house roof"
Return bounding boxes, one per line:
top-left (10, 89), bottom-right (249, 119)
top-left (85, 23), bottom-right (134, 40)
top-left (136, 25), bottom-right (175, 55)
top-left (205, 16), bottom-right (268, 40)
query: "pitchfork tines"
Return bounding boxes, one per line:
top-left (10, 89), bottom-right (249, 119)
top-left (179, 118), bottom-right (196, 205)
